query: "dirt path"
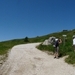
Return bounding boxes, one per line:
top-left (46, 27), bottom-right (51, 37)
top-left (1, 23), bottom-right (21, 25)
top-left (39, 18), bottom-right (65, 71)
top-left (0, 43), bottom-right (75, 75)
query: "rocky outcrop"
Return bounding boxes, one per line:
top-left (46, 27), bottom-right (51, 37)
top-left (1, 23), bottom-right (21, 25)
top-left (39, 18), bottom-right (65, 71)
top-left (42, 36), bottom-right (56, 45)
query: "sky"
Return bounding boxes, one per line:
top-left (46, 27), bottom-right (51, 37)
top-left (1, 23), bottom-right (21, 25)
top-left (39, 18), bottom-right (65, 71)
top-left (0, 0), bottom-right (75, 41)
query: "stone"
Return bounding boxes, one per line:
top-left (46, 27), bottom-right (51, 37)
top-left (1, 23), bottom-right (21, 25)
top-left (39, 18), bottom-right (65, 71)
top-left (42, 36), bottom-right (56, 45)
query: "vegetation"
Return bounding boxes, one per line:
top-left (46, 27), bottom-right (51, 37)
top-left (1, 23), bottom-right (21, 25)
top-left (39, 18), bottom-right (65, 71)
top-left (0, 29), bottom-right (75, 64)
top-left (24, 37), bottom-right (29, 42)
top-left (0, 39), bottom-right (25, 55)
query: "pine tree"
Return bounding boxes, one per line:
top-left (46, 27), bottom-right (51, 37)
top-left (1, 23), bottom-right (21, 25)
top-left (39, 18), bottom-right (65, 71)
top-left (24, 37), bottom-right (29, 42)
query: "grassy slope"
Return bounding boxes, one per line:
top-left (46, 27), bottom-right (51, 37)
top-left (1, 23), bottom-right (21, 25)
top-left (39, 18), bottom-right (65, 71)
top-left (0, 29), bottom-right (75, 64)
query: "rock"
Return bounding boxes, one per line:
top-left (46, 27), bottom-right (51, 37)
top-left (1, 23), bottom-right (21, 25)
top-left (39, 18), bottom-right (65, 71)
top-left (42, 39), bottom-right (50, 45)
top-left (42, 36), bottom-right (56, 45)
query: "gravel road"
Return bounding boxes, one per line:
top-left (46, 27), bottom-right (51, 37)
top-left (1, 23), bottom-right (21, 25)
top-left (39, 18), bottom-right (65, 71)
top-left (0, 43), bottom-right (75, 75)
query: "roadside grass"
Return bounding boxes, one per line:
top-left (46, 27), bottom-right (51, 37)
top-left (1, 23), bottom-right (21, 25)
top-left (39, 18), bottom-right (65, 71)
top-left (37, 38), bottom-right (75, 64)
top-left (37, 43), bottom-right (53, 52)
top-left (0, 39), bottom-right (25, 55)
top-left (65, 52), bottom-right (75, 64)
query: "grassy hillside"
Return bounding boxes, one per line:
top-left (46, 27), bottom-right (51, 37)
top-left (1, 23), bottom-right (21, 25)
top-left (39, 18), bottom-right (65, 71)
top-left (0, 29), bottom-right (75, 64)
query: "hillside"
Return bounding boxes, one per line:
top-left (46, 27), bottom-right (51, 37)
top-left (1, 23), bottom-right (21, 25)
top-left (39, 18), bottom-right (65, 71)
top-left (0, 29), bottom-right (75, 64)
top-left (0, 29), bottom-right (75, 54)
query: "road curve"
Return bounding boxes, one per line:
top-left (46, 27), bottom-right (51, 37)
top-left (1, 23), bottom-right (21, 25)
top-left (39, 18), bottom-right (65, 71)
top-left (0, 43), bottom-right (75, 75)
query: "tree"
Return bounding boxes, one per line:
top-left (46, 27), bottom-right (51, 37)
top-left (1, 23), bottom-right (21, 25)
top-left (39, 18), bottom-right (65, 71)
top-left (24, 37), bottom-right (29, 42)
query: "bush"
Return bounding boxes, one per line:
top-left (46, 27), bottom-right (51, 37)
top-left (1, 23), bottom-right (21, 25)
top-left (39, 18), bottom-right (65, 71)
top-left (24, 37), bottom-right (29, 42)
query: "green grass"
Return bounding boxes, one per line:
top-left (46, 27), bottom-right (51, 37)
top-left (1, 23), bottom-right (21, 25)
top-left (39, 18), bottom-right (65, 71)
top-left (65, 52), bottom-right (75, 64)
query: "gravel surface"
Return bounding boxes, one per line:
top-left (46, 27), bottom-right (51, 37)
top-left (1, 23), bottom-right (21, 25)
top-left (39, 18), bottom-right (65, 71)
top-left (0, 43), bottom-right (75, 75)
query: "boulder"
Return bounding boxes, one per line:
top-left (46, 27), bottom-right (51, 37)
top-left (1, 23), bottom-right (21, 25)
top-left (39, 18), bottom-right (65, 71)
top-left (42, 36), bottom-right (56, 45)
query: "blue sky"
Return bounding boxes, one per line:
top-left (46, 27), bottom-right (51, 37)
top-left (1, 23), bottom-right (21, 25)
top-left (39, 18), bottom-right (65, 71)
top-left (0, 0), bottom-right (75, 41)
